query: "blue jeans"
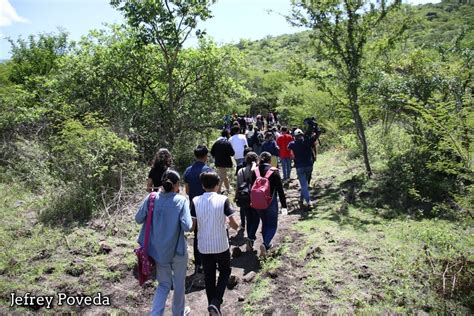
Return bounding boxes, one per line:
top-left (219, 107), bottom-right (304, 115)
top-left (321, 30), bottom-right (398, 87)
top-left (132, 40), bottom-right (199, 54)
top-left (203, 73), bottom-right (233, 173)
top-left (150, 254), bottom-right (188, 316)
top-left (257, 196), bottom-right (278, 249)
top-left (281, 158), bottom-right (292, 180)
top-left (296, 166), bottom-right (313, 203)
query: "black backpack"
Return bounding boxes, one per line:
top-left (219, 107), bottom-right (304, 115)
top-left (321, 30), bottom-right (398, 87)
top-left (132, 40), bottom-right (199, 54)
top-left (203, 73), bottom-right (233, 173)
top-left (235, 168), bottom-right (252, 208)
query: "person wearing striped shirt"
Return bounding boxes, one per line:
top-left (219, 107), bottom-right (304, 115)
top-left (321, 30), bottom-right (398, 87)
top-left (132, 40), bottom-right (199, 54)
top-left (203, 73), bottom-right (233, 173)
top-left (190, 171), bottom-right (239, 316)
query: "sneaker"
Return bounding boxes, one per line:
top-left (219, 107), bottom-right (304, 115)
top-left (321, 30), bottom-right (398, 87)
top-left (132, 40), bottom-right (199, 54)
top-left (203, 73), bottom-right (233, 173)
top-left (184, 306), bottom-right (191, 315)
top-left (260, 244), bottom-right (267, 257)
top-left (208, 304), bottom-right (220, 316)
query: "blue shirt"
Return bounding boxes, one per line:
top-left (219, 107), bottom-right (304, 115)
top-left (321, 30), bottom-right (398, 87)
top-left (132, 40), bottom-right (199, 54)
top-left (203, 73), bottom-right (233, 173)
top-left (135, 192), bottom-right (193, 264)
top-left (183, 161), bottom-right (212, 200)
top-left (288, 136), bottom-right (317, 168)
top-left (262, 140), bottom-right (279, 156)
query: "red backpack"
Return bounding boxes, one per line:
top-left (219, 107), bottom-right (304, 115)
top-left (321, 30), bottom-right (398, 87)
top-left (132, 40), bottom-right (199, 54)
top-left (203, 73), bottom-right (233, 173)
top-left (250, 167), bottom-right (276, 210)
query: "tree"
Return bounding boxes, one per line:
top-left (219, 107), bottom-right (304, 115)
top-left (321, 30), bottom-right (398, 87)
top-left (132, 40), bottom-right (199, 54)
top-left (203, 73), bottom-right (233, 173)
top-left (8, 31), bottom-right (69, 87)
top-left (289, 0), bottom-right (402, 176)
top-left (110, 0), bottom-right (214, 147)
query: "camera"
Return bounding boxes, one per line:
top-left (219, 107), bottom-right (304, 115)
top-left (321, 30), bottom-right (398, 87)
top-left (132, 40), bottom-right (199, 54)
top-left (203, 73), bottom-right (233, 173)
top-left (303, 117), bottom-right (323, 137)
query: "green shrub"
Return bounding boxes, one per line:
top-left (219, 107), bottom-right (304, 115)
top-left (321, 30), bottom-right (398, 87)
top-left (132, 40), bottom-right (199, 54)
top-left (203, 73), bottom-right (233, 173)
top-left (51, 114), bottom-right (137, 188)
top-left (39, 183), bottom-right (96, 225)
top-left (41, 113), bottom-right (138, 225)
top-left (0, 137), bottom-right (56, 190)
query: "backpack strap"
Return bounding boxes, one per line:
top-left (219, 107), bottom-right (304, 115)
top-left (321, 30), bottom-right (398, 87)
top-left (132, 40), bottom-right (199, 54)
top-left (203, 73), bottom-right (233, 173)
top-left (143, 192), bottom-right (156, 253)
top-left (264, 167), bottom-right (277, 179)
top-left (254, 165), bottom-right (261, 178)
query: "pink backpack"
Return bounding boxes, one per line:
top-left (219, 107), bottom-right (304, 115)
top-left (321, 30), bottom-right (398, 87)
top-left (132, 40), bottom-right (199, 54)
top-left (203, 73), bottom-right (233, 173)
top-left (250, 167), bottom-right (276, 210)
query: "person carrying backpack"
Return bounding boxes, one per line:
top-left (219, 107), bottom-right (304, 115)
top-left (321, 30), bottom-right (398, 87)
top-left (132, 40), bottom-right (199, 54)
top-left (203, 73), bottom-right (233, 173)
top-left (235, 152), bottom-right (259, 251)
top-left (210, 129), bottom-right (235, 194)
top-left (250, 152), bottom-right (287, 256)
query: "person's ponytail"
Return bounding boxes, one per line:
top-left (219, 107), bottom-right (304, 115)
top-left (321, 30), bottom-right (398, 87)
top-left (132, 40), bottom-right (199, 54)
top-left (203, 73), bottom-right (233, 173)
top-left (161, 169), bottom-right (181, 193)
top-left (163, 179), bottom-right (174, 192)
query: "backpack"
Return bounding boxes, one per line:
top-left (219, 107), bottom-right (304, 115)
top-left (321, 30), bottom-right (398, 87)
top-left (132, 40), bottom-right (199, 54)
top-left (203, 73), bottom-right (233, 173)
top-left (250, 167), bottom-right (276, 210)
top-left (235, 166), bottom-right (252, 208)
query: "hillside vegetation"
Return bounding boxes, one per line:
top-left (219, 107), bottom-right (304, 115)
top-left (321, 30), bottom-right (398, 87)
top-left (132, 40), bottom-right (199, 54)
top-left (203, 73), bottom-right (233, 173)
top-left (0, 0), bottom-right (472, 314)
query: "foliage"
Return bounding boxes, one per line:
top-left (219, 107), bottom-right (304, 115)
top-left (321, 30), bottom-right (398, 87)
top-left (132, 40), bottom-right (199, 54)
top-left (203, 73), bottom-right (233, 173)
top-left (51, 114), bottom-right (137, 186)
top-left (289, 0), bottom-right (404, 176)
top-left (7, 31), bottom-right (69, 87)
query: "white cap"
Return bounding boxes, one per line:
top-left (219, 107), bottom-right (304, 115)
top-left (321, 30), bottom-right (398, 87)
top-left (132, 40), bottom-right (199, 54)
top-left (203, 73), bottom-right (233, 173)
top-left (294, 129), bottom-right (304, 136)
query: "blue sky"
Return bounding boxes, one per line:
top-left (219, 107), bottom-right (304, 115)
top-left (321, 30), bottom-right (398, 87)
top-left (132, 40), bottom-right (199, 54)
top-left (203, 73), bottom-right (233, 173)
top-left (0, 0), bottom-right (441, 60)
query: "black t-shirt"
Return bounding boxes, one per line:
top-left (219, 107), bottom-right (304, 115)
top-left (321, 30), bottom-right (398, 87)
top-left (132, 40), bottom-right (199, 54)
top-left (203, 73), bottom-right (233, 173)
top-left (148, 165), bottom-right (168, 190)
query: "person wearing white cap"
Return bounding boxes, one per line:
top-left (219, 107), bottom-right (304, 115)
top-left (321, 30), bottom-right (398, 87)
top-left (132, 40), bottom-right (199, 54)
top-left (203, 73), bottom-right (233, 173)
top-left (288, 129), bottom-right (318, 208)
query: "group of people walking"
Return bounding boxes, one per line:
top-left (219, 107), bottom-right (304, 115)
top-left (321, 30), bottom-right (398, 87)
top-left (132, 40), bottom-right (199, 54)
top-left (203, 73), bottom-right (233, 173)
top-left (137, 117), bottom-right (320, 315)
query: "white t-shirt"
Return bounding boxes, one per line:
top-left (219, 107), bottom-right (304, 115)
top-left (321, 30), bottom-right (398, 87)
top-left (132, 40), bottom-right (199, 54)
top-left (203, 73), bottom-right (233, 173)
top-left (191, 193), bottom-right (234, 254)
top-left (229, 134), bottom-right (248, 159)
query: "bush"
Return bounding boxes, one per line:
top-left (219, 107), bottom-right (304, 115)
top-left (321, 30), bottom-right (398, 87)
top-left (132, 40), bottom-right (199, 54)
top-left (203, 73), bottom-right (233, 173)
top-left (40, 113), bottom-right (138, 225)
top-left (51, 114), bottom-right (137, 189)
top-left (0, 137), bottom-right (56, 191)
top-left (39, 183), bottom-right (96, 225)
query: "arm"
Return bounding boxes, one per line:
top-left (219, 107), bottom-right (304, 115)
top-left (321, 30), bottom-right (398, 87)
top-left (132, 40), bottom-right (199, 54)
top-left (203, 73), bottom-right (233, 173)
top-left (273, 172), bottom-right (287, 209)
top-left (236, 168), bottom-right (244, 188)
top-left (180, 199), bottom-right (193, 232)
top-left (190, 199), bottom-right (197, 232)
top-left (223, 198), bottom-right (239, 230)
top-left (192, 218), bottom-right (197, 233)
top-left (227, 142), bottom-right (235, 156)
top-left (146, 178), bottom-right (153, 193)
top-left (135, 195), bottom-right (150, 224)
top-left (210, 142), bottom-right (217, 158)
top-left (273, 141), bottom-right (280, 156)
top-left (228, 215), bottom-right (239, 230)
top-left (287, 141), bottom-right (294, 151)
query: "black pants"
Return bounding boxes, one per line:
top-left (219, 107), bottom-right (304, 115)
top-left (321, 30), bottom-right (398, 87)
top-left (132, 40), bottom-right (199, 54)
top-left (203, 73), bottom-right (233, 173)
top-left (243, 206), bottom-right (259, 241)
top-left (193, 227), bottom-right (201, 270)
top-left (201, 249), bottom-right (232, 309)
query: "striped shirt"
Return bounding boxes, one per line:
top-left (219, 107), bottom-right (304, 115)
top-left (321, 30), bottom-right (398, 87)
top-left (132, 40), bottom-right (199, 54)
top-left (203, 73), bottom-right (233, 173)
top-left (191, 192), bottom-right (235, 254)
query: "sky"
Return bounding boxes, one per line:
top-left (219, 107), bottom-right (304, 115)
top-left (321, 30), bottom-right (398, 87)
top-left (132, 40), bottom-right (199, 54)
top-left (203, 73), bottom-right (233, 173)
top-left (0, 0), bottom-right (441, 60)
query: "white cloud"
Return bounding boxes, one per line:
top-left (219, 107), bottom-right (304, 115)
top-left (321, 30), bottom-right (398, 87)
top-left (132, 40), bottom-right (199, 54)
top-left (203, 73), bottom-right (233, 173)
top-left (0, 0), bottom-right (29, 27)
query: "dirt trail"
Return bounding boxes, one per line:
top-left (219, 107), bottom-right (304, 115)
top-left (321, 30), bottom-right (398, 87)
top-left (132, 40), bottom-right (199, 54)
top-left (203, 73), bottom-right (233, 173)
top-left (92, 172), bottom-right (306, 315)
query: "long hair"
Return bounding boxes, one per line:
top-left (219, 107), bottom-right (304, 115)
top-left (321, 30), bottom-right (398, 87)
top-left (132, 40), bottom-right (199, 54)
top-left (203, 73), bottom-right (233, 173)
top-left (152, 148), bottom-right (172, 169)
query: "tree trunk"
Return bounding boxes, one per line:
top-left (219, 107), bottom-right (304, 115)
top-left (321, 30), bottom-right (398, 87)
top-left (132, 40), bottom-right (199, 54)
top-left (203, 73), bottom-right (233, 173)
top-left (348, 81), bottom-right (373, 177)
top-left (352, 106), bottom-right (372, 177)
top-left (165, 64), bottom-right (176, 148)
